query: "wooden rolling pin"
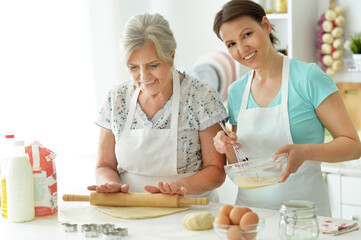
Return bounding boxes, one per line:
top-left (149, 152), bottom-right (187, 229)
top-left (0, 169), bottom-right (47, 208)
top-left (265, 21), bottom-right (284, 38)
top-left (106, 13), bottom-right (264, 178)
top-left (62, 192), bottom-right (209, 208)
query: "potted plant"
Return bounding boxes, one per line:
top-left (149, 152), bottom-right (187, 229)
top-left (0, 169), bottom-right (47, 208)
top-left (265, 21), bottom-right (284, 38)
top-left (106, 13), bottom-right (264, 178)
top-left (350, 33), bottom-right (361, 70)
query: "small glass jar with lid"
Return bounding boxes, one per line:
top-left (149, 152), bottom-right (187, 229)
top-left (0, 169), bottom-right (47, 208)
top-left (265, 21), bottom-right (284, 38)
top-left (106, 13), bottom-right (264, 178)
top-left (279, 200), bottom-right (319, 240)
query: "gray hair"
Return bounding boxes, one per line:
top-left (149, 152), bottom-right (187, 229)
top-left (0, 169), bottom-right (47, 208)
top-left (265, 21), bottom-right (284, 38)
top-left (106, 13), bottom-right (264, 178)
top-left (120, 13), bottom-right (177, 64)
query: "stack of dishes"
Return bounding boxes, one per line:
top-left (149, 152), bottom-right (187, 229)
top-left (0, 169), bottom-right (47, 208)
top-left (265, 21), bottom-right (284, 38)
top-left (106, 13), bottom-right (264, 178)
top-left (192, 51), bottom-right (236, 102)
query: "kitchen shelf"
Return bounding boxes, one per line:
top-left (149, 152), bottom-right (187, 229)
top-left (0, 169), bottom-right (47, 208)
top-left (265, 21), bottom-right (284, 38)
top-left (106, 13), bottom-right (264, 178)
top-left (236, 0), bottom-right (318, 77)
top-left (266, 13), bottom-right (288, 20)
top-left (267, 0), bottom-right (318, 62)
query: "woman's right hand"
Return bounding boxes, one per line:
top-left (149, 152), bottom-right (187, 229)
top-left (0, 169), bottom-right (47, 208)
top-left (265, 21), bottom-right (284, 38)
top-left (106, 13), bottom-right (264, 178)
top-left (213, 130), bottom-right (240, 154)
top-left (87, 183), bottom-right (129, 193)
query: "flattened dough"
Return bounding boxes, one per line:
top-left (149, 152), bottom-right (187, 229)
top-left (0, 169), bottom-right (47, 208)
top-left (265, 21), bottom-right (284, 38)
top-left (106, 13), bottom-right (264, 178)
top-left (95, 206), bottom-right (190, 219)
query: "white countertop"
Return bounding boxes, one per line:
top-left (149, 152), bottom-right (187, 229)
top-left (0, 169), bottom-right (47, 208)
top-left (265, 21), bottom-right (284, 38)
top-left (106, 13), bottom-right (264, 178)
top-left (1, 152), bottom-right (361, 239)
top-left (321, 160), bottom-right (361, 177)
top-left (0, 201), bottom-right (360, 240)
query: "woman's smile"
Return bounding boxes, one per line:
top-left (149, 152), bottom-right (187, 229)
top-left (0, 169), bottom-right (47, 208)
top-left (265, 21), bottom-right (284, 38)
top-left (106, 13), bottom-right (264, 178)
top-left (244, 51), bottom-right (256, 61)
top-left (140, 79), bottom-right (158, 88)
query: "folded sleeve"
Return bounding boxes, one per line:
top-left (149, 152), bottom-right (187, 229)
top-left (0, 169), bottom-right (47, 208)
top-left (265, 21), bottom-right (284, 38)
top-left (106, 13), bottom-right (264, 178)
top-left (306, 63), bottom-right (339, 109)
top-left (95, 90), bottom-right (113, 130)
top-left (196, 86), bottom-right (229, 131)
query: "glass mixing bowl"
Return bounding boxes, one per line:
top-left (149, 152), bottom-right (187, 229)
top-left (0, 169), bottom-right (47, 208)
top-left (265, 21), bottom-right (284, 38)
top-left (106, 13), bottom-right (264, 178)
top-left (213, 218), bottom-right (265, 240)
top-left (224, 153), bottom-right (288, 190)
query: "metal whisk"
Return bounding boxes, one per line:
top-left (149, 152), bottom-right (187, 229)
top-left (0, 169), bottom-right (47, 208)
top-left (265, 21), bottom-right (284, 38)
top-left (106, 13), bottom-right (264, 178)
top-left (219, 122), bottom-right (249, 162)
top-left (219, 122), bottom-right (265, 186)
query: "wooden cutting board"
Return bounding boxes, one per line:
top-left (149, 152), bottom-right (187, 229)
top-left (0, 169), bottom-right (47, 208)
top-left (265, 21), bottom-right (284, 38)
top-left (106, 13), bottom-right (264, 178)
top-left (336, 83), bottom-right (361, 131)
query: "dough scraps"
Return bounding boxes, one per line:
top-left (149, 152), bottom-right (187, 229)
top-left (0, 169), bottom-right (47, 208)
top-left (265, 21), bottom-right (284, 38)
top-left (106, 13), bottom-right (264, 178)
top-left (95, 206), bottom-right (190, 219)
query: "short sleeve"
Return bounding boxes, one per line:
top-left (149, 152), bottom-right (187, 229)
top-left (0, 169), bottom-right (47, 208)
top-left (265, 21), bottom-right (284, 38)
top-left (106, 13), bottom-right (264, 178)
top-left (95, 90), bottom-right (112, 130)
top-left (197, 86), bottom-right (228, 131)
top-left (306, 63), bottom-right (339, 109)
top-left (182, 77), bottom-right (228, 131)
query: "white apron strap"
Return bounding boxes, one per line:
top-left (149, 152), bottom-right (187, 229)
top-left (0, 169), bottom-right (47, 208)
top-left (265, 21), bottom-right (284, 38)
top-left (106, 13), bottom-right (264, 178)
top-left (280, 56), bottom-right (293, 144)
top-left (170, 69), bottom-right (180, 160)
top-left (123, 87), bottom-right (140, 134)
top-left (240, 70), bottom-right (254, 112)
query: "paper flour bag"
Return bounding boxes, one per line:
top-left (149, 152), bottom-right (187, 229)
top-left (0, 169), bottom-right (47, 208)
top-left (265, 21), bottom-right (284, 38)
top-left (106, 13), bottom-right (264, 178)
top-left (26, 141), bottom-right (57, 217)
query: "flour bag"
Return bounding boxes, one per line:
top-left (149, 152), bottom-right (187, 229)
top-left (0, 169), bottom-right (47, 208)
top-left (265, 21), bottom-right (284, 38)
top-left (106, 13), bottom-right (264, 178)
top-left (26, 142), bottom-right (57, 217)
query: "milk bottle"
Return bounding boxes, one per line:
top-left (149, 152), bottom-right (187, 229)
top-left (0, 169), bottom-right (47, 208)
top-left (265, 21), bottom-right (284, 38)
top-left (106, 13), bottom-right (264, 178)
top-left (6, 140), bottom-right (35, 222)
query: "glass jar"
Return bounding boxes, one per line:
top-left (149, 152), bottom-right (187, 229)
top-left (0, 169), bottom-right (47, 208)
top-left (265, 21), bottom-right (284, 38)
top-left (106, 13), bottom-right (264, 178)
top-left (279, 200), bottom-right (319, 240)
top-left (274, 0), bottom-right (287, 13)
top-left (264, 0), bottom-right (273, 14)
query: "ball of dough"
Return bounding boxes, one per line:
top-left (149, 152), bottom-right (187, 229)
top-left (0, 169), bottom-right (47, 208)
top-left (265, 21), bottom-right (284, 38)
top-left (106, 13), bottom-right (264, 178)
top-left (322, 20), bottom-right (333, 32)
top-left (321, 43), bottom-right (332, 54)
top-left (183, 212), bottom-right (215, 231)
top-left (322, 33), bottom-right (334, 44)
top-left (323, 55), bottom-right (334, 67)
top-left (325, 10), bottom-right (337, 21)
top-left (326, 67), bottom-right (336, 76)
top-left (334, 6), bottom-right (345, 16)
top-left (335, 16), bottom-right (345, 26)
top-left (332, 60), bottom-right (343, 70)
top-left (332, 50), bottom-right (343, 60)
top-left (331, 27), bottom-right (343, 38)
top-left (333, 38), bottom-right (344, 49)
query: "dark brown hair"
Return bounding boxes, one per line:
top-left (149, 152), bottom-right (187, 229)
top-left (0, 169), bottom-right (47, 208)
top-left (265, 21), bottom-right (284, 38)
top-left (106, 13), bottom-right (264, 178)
top-left (213, 0), bottom-right (279, 46)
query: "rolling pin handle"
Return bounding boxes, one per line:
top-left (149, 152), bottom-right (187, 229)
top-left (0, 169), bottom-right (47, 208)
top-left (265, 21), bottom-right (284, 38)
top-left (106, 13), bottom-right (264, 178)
top-left (62, 194), bottom-right (90, 202)
top-left (179, 197), bottom-right (209, 206)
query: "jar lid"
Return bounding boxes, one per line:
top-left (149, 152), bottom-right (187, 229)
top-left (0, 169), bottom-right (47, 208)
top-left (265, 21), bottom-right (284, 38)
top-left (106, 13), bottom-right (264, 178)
top-left (279, 200), bottom-right (317, 218)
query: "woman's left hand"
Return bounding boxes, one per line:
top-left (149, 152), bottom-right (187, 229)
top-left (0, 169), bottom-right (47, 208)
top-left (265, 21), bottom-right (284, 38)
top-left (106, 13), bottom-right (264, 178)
top-left (87, 183), bottom-right (129, 193)
top-left (144, 181), bottom-right (187, 196)
top-left (275, 144), bottom-right (308, 182)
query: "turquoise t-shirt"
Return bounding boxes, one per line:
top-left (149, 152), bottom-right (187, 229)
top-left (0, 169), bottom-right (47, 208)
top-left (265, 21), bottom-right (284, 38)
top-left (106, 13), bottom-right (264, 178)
top-left (227, 58), bottom-right (339, 144)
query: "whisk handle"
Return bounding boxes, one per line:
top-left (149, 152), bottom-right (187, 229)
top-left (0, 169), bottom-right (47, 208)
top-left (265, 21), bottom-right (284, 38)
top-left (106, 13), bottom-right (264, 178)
top-left (219, 122), bottom-right (249, 161)
top-left (219, 122), bottom-right (231, 137)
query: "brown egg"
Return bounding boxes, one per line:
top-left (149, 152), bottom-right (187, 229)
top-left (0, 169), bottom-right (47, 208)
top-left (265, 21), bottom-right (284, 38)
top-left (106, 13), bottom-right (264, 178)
top-left (219, 205), bottom-right (233, 217)
top-left (240, 212), bottom-right (259, 240)
top-left (215, 214), bottom-right (231, 226)
top-left (243, 207), bottom-right (253, 213)
top-left (229, 207), bottom-right (248, 225)
top-left (226, 225), bottom-right (243, 240)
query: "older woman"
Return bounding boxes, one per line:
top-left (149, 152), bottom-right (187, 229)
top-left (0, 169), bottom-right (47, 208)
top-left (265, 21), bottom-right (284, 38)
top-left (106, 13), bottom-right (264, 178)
top-left (87, 13), bottom-right (228, 201)
top-left (212, 0), bottom-right (361, 215)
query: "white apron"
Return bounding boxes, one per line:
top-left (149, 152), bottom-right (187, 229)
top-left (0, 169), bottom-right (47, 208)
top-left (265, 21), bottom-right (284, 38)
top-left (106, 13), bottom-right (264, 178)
top-left (116, 69), bottom-right (218, 202)
top-left (235, 56), bottom-right (331, 216)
